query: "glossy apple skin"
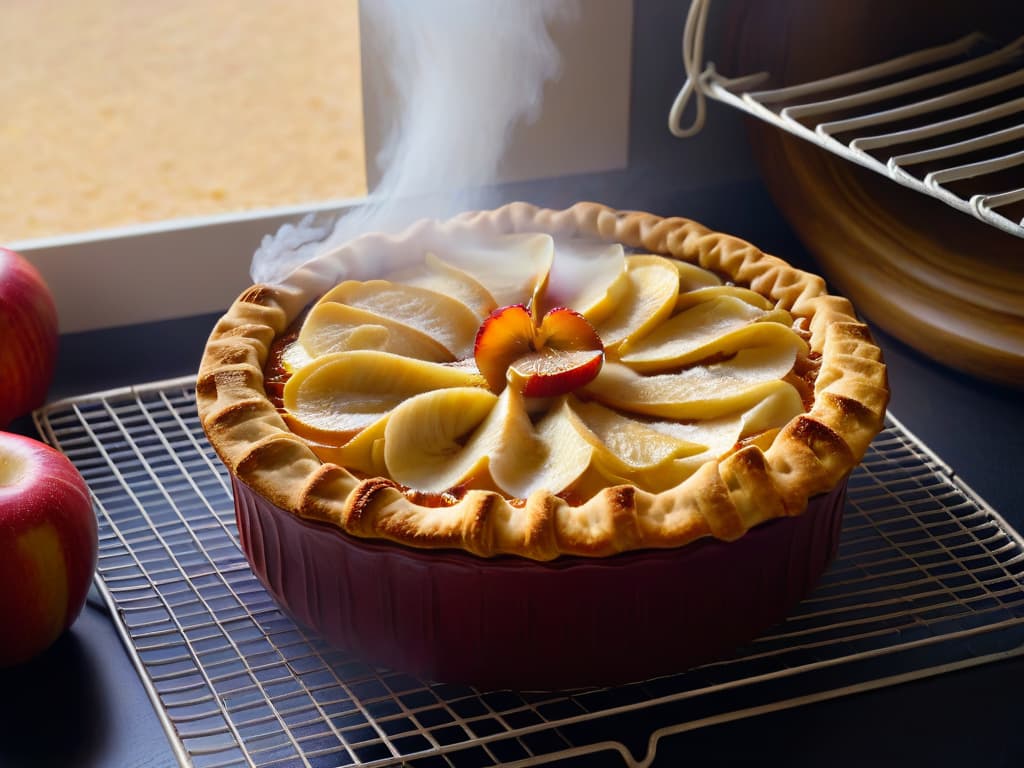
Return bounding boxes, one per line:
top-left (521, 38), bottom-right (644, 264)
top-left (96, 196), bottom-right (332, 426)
top-left (474, 305), bottom-right (604, 395)
top-left (473, 304), bottom-right (535, 392)
top-left (0, 431), bottom-right (97, 667)
top-left (0, 248), bottom-right (59, 429)
top-left (513, 348), bottom-right (604, 398)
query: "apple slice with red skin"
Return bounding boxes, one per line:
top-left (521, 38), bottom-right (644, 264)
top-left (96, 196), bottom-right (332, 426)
top-left (474, 305), bottom-right (604, 397)
top-left (509, 349), bottom-right (605, 398)
top-left (473, 304), bottom-right (535, 391)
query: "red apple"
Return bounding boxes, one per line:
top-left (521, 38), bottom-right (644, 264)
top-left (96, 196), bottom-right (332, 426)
top-left (474, 305), bottom-right (604, 396)
top-left (0, 431), bottom-right (97, 666)
top-left (0, 247), bottom-right (59, 428)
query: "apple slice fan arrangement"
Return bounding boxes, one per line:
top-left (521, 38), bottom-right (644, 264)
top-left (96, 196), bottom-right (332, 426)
top-left (264, 226), bottom-right (818, 509)
top-left (0, 247), bottom-right (98, 667)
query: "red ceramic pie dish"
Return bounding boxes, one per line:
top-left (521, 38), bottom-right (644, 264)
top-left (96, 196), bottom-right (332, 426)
top-left (199, 202), bottom-right (887, 690)
top-left (232, 474), bottom-right (847, 690)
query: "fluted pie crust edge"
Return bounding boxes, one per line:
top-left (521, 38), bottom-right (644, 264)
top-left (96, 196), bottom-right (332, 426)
top-left (197, 202), bottom-right (889, 561)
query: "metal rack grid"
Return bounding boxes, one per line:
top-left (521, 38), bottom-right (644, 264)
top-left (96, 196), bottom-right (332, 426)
top-left (34, 376), bottom-right (1024, 768)
top-left (671, 0), bottom-right (1024, 238)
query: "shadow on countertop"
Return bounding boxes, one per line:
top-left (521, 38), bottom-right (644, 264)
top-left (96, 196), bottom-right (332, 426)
top-left (0, 629), bottom-right (109, 768)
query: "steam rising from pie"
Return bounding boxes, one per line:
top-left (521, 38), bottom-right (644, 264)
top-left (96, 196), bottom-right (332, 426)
top-left (251, 0), bottom-right (578, 285)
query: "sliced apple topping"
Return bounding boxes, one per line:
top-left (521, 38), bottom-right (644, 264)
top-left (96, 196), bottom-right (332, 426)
top-left (300, 302), bottom-right (453, 362)
top-left (566, 397), bottom-right (705, 471)
top-left (436, 233), bottom-right (555, 309)
top-left (282, 350), bottom-right (485, 445)
top-left (316, 279), bottom-right (481, 359)
top-left (650, 379), bottom-right (803, 450)
top-left (583, 335), bottom-right (806, 420)
top-left (385, 385), bottom-right (753, 499)
top-left (673, 259), bottom-right (724, 292)
top-left (310, 415), bottom-right (389, 477)
top-left (384, 385), bottom-right (592, 498)
top-left (634, 380), bottom-right (806, 489)
top-left (515, 397), bottom-right (602, 497)
top-left (386, 251), bottom-right (498, 320)
top-left (474, 304), bottom-right (604, 397)
top-left (592, 254), bottom-right (680, 350)
top-left (542, 240), bottom-right (628, 324)
top-left (271, 239), bottom-right (817, 502)
top-left (620, 295), bottom-right (801, 372)
top-left (383, 386), bottom-right (501, 493)
top-left (561, 378), bottom-right (807, 497)
top-left (674, 284), bottom-right (773, 312)
top-left (508, 348), bottom-right (605, 399)
top-left (472, 304), bottom-right (535, 390)
top-left (482, 389), bottom-right (593, 498)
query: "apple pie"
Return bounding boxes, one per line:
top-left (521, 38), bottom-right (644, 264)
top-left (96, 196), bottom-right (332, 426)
top-left (197, 202), bottom-right (888, 561)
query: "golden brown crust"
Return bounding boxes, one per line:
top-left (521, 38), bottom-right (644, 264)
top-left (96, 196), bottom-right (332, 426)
top-left (198, 201), bottom-right (889, 561)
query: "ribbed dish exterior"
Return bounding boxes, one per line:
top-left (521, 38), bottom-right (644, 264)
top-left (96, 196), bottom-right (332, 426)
top-left (232, 474), bottom-right (847, 690)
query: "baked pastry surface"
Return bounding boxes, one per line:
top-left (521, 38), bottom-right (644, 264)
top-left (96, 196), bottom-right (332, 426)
top-left (198, 202), bottom-right (888, 561)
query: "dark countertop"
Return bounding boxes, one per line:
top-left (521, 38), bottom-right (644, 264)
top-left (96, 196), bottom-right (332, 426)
top-left (3, 181), bottom-right (1022, 768)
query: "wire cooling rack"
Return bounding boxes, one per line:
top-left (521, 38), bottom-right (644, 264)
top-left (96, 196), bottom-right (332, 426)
top-left (671, 0), bottom-right (1024, 238)
top-left (34, 376), bottom-right (1024, 768)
